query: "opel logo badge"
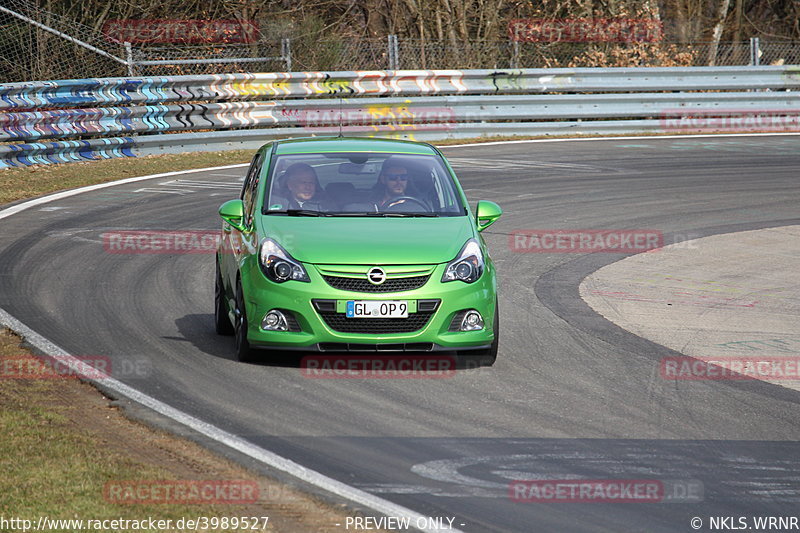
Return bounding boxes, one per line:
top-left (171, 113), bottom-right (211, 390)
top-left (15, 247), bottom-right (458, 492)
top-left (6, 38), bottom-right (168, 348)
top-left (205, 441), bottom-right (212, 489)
top-left (367, 267), bottom-right (386, 285)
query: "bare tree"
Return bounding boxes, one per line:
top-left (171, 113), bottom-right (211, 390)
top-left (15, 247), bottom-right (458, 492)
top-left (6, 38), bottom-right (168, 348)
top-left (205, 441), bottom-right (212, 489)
top-left (707, 0), bottom-right (731, 64)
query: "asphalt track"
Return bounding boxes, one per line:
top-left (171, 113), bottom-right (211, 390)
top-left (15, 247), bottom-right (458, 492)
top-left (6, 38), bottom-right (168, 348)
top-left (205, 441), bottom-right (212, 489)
top-left (2, 135), bottom-right (800, 532)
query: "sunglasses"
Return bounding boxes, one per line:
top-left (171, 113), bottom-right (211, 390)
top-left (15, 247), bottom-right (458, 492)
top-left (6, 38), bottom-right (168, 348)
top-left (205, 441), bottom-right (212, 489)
top-left (385, 174), bottom-right (409, 181)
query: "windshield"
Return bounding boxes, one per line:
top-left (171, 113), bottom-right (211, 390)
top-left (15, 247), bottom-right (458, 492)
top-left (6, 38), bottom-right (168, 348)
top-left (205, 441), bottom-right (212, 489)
top-left (262, 152), bottom-right (466, 217)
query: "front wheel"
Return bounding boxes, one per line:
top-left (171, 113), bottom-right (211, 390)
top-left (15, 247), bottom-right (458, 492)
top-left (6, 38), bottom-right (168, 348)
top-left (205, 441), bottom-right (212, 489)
top-left (483, 303), bottom-right (499, 366)
top-left (234, 281), bottom-right (255, 362)
top-left (215, 260), bottom-right (234, 336)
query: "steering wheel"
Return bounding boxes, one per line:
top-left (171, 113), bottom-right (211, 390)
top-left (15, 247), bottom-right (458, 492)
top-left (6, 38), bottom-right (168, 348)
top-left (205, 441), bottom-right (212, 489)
top-left (382, 196), bottom-right (431, 212)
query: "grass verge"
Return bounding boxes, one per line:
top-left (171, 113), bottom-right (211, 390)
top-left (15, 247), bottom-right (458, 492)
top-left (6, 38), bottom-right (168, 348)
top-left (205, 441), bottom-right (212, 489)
top-left (0, 329), bottom-right (386, 532)
top-left (0, 151), bottom-right (252, 206)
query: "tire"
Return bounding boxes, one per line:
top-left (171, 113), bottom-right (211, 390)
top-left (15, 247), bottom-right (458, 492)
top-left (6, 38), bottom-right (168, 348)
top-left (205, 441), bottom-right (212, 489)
top-left (234, 281), bottom-right (255, 362)
top-left (483, 302), bottom-right (499, 366)
top-left (215, 260), bottom-right (234, 336)
top-left (457, 301), bottom-right (498, 367)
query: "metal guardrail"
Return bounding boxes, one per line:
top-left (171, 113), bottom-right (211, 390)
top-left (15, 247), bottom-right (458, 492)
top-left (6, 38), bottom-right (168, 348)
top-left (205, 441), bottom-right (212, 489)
top-left (2, 66), bottom-right (800, 168)
top-left (4, 92), bottom-right (800, 143)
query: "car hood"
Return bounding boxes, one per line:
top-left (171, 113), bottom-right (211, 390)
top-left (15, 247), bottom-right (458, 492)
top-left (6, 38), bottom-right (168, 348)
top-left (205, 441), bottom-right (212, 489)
top-left (260, 216), bottom-right (474, 264)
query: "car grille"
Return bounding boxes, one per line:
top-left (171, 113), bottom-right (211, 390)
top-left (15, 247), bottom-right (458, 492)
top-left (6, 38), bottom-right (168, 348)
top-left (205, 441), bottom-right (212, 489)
top-left (322, 274), bottom-right (430, 293)
top-left (317, 310), bottom-right (436, 334)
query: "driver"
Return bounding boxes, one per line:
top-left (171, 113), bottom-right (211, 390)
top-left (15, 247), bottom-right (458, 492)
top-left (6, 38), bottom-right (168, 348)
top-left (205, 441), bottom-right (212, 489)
top-left (285, 163), bottom-right (318, 207)
top-left (274, 163), bottom-right (333, 211)
top-left (373, 159), bottom-right (413, 209)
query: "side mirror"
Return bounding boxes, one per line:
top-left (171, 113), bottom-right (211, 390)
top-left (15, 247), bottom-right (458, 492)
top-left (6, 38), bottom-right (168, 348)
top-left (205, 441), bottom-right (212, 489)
top-left (476, 200), bottom-right (502, 232)
top-left (219, 199), bottom-right (247, 232)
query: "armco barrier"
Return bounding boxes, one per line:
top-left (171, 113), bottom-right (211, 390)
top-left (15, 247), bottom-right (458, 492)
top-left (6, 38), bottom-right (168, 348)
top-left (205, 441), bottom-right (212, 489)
top-left (2, 66), bottom-right (800, 168)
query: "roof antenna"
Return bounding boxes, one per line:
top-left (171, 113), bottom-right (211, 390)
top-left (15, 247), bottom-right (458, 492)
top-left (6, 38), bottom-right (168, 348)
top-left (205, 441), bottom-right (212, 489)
top-left (337, 96), bottom-right (344, 138)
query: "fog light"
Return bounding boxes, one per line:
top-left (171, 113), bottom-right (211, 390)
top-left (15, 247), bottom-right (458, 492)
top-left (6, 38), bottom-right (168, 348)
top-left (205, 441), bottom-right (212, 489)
top-left (460, 310), bottom-right (484, 331)
top-left (261, 309), bottom-right (288, 331)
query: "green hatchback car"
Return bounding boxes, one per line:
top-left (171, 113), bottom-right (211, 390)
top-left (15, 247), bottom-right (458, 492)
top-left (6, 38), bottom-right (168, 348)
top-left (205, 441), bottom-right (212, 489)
top-left (215, 137), bottom-right (502, 363)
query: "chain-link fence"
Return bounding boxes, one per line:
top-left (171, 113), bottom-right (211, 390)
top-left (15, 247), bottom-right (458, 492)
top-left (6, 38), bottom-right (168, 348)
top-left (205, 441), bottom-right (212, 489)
top-left (760, 41), bottom-right (800, 66)
top-left (0, 0), bottom-right (291, 81)
top-left (0, 0), bottom-right (129, 82)
top-left (129, 42), bottom-right (289, 77)
top-left (394, 39), bottom-right (798, 69)
top-left (1, 0), bottom-right (799, 83)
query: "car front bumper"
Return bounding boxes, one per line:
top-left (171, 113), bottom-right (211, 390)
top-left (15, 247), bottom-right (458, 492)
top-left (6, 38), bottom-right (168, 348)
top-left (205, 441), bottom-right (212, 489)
top-left (240, 261), bottom-right (497, 352)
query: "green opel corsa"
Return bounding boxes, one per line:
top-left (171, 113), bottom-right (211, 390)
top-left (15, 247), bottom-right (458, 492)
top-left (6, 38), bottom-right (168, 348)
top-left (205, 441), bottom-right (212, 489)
top-left (214, 137), bottom-right (502, 364)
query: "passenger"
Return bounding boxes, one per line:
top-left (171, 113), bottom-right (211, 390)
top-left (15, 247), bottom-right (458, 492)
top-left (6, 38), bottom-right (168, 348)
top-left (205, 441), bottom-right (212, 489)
top-left (275, 163), bottom-right (332, 211)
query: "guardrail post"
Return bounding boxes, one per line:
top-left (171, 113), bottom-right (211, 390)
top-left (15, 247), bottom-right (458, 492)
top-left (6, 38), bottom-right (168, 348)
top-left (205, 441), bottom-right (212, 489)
top-left (750, 37), bottom-right (760, 66)
top-left (282, 38), bottom-right (292, 72)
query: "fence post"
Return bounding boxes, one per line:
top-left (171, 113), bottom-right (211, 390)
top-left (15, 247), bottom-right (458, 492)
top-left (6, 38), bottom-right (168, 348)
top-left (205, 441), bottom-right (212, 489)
top-left (387, 34), bottom-right (399, 70)
top-left (124, 42), bottom-right (135, 77)
top-left (750, 37), bottom-right (760, 66)
top-left (282, 38), bottom-right (292, 72)
top-left (511, 40), bottom-right (520, 68)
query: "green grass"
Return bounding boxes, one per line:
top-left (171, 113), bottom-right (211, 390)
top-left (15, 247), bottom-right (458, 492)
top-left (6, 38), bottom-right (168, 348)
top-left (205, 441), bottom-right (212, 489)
top-left (0, 151), bottom-right (253, 206)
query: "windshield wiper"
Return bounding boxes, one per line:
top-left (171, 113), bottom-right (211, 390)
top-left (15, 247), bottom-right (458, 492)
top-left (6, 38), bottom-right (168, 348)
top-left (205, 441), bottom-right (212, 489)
top-left (382, 212), bottom-right (437, 217)
top-left (326, 212), bottom-right (384, 217)
top-left (325, 212), bottom-right (438, 217)
top-left (267, 209), bottom-right (328, 217)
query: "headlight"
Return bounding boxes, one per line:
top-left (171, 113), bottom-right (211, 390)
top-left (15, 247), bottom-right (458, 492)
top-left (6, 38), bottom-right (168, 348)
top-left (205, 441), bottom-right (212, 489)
top-left (259, 238), bottom-right (310, 283)
top-left (442, 238), bottom-right (484, 283)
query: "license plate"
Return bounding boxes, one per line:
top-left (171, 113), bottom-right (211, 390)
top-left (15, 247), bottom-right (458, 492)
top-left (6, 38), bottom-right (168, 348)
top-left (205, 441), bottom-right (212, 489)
top-left (346, 300), bottom-right (408, 318)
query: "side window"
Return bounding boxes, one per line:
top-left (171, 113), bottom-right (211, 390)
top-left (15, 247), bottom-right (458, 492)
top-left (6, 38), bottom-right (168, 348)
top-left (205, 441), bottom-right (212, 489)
top-left (241, 153), bottom-right (260, 201)
top-left (242, 152), bottom-right (263, 226)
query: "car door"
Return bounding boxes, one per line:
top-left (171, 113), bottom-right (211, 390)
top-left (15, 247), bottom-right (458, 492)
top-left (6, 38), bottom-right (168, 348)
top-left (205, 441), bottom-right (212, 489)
top-left (221, 150), bottom-right (264, 292)
top-left (238, 148), bottom-right (267, 272)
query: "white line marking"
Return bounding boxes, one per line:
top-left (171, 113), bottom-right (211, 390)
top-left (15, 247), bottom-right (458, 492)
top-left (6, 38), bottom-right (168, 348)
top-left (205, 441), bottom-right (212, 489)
top-left (163, 179), bottom-right (241, 189)
top-left (444, 132), bottom-right (800, 149)
top-left (133, 188), bottom-right (188, 195)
